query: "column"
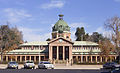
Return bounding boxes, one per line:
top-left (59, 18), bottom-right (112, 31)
top-left (110, 56), bottom-right (112, 62)
top-left (105, 57), bottom-right (107, 62)
top-left (57, 46), bottom-right (59, 60)
top-left (34, 56), bottom-right (36, 62)
top-left (16, 56), bottom-right (17, 62)
top-left (86, 56), bottom-right (88, 62)
top-left (10, 56), bottom-right (12, 61)
top-left (20, 56), bottom-right (22, 62)
top-left (81, 56), bottom-right (83, 63)
top-left (49, 46), bottom-right (52, 61)
top-left (39, 46), bottom-right (41, 62)
top-left (115, 56), bottom-right (117, 60)
top-left (76, 56), bottom-right (78, 60)
top-left (25, 56), bottom-right (26, 62)
top-left (6, 56), bottom-right (8, 62)
top-left (96, 56), bottom-right (98, 63)
top-left (100, 57), bottom-right (102, 63)
top-left (30, 56), bottom-right (31, 61)
top-left (69, 46), bottom-right (72, 61)
top-left (91, 56), bottom-right (93, 63)
top-left (63, 46), bottom-right (65, 60)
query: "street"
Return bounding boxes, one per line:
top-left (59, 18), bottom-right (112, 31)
top-left (0, 69), bottom-right (101, 73)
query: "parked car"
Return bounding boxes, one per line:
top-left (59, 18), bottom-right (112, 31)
top-left (24, 60), bottom-right (35, 69)
top-left (38, 61), bottom-right (54, 69)
top-left (7, 61), bottom-right (18, 69)
top-left (103, 62), bottom-right (120, 69)
top-left (111, 67), bottom-right (120, 73)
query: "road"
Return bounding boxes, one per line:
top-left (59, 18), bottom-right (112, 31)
top-left (0, 69), bottom-right (101, 73)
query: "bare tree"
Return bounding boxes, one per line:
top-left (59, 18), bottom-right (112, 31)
top-left (104, 16), bottom-right (120, 62)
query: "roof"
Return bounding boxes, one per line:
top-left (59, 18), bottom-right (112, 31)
top-left (52, 15), bottom-right (70, 33)
top-left (20, 41), bottom-right (48, 46)
top-left (19, 40), bottom-right (98, 46)
top-left (73, 41), bottom-right (98, 46)
top-left (5, 49), bottom-right (47, 55)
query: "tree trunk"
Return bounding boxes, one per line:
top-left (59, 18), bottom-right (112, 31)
top-left (0, 48), bottom-right (3, 62)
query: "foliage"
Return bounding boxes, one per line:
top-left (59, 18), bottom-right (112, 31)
top-left (75, 27), bottom-right (89, 41)
top-left (75, 27), bottom-right (107, 43)
top-left (0, 25), bottom-right (23, 62)
top-left (89, 32), bottom-right (106, 43)
top-left (99, 39), bottom-right (114, 57)
top-left (46, 38), bottom-right (51, 41)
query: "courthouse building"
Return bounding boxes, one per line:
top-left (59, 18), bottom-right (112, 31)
top-left (0, 15), bottom-right (117, 63)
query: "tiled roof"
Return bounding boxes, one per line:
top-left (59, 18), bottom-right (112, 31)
top-left (20, 41), bottom-right (98, 46)
top-left (73, 41), bottom-right (98, 46)
top-left (20, 41), bottom-right (48, 46)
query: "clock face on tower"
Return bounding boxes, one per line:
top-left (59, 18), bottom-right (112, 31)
top-left (59, 39), bottom-right (63, 42)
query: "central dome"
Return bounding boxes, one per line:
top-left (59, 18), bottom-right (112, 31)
top-left (52, 14), bottom-right (70, 33)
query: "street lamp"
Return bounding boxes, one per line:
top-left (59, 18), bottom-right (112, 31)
top-left (39, 46), bottom-right (41, 63)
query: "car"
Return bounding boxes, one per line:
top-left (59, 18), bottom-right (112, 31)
top-left (103, 62), bottom-right (120, 69)
top-left (111, 67), bottom-right (120, 73)
top-left (24, 60), bottom-right (35, 69)
top-left (7, 61), bottom-right (18, 69)
top-left (38, 61), bottom-right (54, 69)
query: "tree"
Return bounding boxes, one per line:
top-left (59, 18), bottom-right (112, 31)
top-left (75, 27), bottom-right (88, 41)
top-left (99, 39), bottom-right (114, 62)
top-left (0, 25), bottom-right (23, 62)
top-left (104, 16), bottom-right (120, 63)
top-left (90, 32), bottom-right (105, 43)
top-left (46, 38), bottom-right (51, 41)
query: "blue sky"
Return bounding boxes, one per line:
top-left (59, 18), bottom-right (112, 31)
top-left (0, 0), bottom-right (120, 42)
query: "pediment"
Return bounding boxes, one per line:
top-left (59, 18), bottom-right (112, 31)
top-left (48, 37), bottom-right (73, 45)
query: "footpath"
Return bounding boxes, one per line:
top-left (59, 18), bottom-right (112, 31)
top-left (0, 64), bottom-right (102, 69)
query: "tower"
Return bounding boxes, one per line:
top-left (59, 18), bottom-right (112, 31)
top-left (52, 14), bottom-right (71, 40)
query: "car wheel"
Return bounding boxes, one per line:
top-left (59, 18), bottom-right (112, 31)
top-left (33, 67), bottom-right (35, 69)
top-left (52, 68), bottom-right (54, 69)
top-left (16, 67), bottom-right (18, 69)
top-left (24, 67), bottom-right (26, 69)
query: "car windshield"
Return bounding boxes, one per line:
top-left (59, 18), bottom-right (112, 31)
top-left (9, 62), bottom-right (17, 64)
top-left (43, 62), bottom-right (51, 64)
top-left (39, 62), bottom-right (51, 64)
top-left (105, 63), bottom-right (110, 65)
top-left (111, 62), bottom-right (117, 65)
top-left (26, 61), bottom-right (33, 63)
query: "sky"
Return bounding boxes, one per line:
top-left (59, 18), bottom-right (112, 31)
top-left (0, 0), bottom-right (120, 42)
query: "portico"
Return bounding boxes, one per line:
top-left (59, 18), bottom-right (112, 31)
top-left (48, 38), bottom-right (73, 62)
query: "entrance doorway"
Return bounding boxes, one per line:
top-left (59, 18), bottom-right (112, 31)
top-left (65, 46), bottom-right (69, 60)
top-left (59, 46), bottom-right (63, 60)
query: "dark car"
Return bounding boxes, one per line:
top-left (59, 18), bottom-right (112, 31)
top-left (7, 61), bottom-right (18, 69)
top-left (103, 62), bottom-right (120, 69)
top-left (111, 67), bottom-right (120, 73)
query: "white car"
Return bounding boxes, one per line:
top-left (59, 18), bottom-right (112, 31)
top-left (24, 60), bottom-right (35, 69)
top-left (38, 61), bottom-right (54, 69)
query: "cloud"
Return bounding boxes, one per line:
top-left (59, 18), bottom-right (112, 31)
top-left (3, 8), bottom-right (32, 23)
top-left (96, 26), bottom-right (112, 38)
top-left (41, 0), bottom-right (65, 9)
top-left (18, 27), bottom-right (51, 42)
